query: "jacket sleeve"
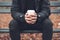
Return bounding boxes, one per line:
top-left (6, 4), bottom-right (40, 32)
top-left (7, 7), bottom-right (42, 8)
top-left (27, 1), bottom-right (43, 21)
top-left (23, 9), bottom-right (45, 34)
top-left (11, 0), bottom-right (25, 22)
top-left (37, 0), bottom-right (51, 22)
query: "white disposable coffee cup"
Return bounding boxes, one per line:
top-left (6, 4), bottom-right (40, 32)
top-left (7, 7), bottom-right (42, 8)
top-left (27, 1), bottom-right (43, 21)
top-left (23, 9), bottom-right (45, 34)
top-left (27, 10), bottom-right (35, 13)
top-left (27, 10), bottom-right (35, 15)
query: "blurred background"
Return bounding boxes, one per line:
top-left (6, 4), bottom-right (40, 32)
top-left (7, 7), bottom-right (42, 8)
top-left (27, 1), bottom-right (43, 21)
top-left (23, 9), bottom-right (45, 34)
top-left (0, 0), bottom-right (60, 40)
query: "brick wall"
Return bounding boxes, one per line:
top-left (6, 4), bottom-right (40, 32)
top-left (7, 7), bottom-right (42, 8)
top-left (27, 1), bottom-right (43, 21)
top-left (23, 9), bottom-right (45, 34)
top-left (0, 33), bottom-right (60, 40)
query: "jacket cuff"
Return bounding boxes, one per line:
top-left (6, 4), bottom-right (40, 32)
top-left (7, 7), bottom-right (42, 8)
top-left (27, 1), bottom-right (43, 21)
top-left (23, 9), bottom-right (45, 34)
top-left (37, 12), bottom-right (46, 23)
top-left (19, 14), bottom-right (25, 23)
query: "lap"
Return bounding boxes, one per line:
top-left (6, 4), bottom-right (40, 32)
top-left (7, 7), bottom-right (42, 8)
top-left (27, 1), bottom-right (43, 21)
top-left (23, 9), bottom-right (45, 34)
top-left (9, 18), bottom-right (53, 30)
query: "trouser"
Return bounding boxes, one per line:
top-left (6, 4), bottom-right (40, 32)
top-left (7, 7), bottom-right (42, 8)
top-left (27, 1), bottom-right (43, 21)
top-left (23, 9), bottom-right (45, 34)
top-left (9, 18), bottom-right (53, 40)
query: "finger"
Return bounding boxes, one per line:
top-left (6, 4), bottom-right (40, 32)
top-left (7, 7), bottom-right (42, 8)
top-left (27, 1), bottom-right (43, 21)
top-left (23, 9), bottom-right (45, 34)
top-left (25, 13), bottom-right (28, 15)
top-left (31, 17), bottom-right (37, 20)
top-left (26, 20), bottom-right (36, 24)
top-left (25, 13), bottom-right (29, 17)
top-left (25, 15), bottom-right (37, 19)
top-left (30, 15), bottom-right (37, 17)
top-left (32, 20), bottom-right (37, 22)
top-left (26, 16), bottom-right (31, 18)
top-left (26, 21), bottom-right (32, 24)
top-left (31, 20), bottom-right (37, 24)
top-left (25, 18), bottom-right (32, 21)
top-left (25, 17), bottom-right (37, 21)
top-left (25, 14), bottom-right (31, 18)
top-left (25, 16), bottom-right (37, 21)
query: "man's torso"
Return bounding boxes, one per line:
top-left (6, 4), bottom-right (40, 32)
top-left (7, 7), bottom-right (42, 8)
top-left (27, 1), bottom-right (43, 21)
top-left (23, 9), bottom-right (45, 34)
top-left (19, 0), bottom-right (41, 13)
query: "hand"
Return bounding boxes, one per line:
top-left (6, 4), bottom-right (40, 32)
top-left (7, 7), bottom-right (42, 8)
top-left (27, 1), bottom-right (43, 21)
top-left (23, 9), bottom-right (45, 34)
top-left (25, 10), bottom-right (37, 24)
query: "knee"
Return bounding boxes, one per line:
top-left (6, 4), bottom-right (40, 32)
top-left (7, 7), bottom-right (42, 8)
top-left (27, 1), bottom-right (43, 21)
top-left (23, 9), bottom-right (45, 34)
top-left (9, 20), bottom-right (18, 29)
top-left (9, 20), bottom-right (16, 26)
top-left (42, 19), bottom-right (53, 26)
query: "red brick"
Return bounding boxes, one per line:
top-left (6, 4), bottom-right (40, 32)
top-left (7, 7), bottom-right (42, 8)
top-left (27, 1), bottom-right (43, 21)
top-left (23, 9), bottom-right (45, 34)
top-left (0, 33), bottom-right (60, 40)
top-left (0, 13), bottom-right (12, 28)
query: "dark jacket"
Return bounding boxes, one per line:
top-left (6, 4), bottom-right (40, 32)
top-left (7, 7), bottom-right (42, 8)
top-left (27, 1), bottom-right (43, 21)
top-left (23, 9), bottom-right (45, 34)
top-left (11, 0), bottom-right (51, 23)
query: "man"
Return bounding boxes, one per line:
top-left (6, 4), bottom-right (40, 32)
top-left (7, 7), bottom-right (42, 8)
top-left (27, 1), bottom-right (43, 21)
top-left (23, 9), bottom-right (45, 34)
top-left (9, 0), bottom-right (53, 40)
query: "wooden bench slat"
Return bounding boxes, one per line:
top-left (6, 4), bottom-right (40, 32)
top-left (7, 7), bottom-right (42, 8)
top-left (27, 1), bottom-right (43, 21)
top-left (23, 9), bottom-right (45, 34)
top-left (50, 1), bottom-right (60, 7)
top-left (0, 8), bottom-right (10, 13)
top-left (0, 28), bottom-right (60, 33)
top-left (0, 8), bottom-right (60, 13)
top-left (0, 2), bottom-right (12, 7)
